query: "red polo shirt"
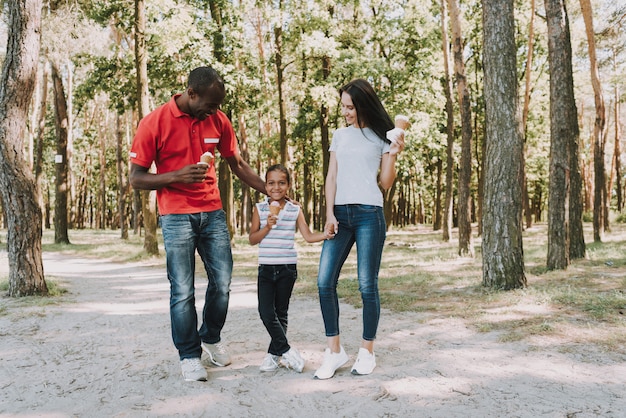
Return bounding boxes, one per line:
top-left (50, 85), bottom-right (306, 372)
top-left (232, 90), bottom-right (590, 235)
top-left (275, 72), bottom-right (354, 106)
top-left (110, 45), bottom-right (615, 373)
top-left (130, 95), bottom-right (238, 215)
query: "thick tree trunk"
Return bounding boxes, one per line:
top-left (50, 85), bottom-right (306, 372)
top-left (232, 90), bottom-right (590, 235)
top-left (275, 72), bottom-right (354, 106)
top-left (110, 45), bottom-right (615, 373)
top-left (50, 61), bottom-right (70, 244)
top-left (135, 0), bottom-right (158, 254)
top-left (481, 0), bottom-right (526, 290)
top-left (441, 0), bottom-right (455, 242)
top-left (448, 0), bottom-right (473, 257)
top-left (545, 0), bottom-right (576, 270)
top-left (0, 0), bottom-right (47, 296)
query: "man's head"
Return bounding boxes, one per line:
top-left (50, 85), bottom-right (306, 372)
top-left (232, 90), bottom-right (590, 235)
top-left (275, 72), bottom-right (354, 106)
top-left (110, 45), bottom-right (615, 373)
top-left (185, 67), bottom-right (226, 120)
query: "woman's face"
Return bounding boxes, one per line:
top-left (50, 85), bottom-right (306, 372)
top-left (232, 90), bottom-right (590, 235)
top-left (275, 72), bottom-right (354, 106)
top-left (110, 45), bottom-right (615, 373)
top-left (341, 92), bottom-right (359, 128)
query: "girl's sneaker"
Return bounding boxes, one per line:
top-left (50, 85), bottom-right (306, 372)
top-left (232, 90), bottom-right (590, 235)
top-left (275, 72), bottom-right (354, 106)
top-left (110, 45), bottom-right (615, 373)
top-left (280, 347), bottom-right (305, 373)
top-left (260, 353), bottom-right (280, 372)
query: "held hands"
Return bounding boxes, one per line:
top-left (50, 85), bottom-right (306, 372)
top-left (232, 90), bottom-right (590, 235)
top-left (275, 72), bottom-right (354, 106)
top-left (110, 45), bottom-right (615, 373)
top-left (324, 216), bottom-right (338, 240)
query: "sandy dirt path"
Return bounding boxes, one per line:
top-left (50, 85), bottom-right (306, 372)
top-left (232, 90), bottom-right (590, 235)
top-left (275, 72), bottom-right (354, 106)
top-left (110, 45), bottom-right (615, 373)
top-left (1, 251), bottom-right (624, 417)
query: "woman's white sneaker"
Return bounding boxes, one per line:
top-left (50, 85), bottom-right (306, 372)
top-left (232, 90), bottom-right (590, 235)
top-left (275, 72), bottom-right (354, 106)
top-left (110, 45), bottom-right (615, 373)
top-left (314, 346), bottom-right (349, 379)
top-left (351, 348), bottom-right (376, 375)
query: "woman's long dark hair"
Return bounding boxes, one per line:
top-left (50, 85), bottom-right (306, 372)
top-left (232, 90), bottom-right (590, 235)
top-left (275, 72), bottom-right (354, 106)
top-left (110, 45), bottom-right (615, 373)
top-left (339, 78), bottom-right (394, 143)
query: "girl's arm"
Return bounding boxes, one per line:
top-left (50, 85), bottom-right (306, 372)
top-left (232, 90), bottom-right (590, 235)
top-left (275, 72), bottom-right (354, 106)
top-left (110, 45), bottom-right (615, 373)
top-left (296, 210), bottom-right (331, 243)
top-left (379, 132), bottom-right (405, 190)
top-left (249, 206), bottom-right (276, 245)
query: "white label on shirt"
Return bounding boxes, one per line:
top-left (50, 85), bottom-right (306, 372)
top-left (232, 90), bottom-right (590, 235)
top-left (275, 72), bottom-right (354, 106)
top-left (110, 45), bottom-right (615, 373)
top-left (129, 152), bottom-right (137, 158)
top-left (204, 138), bottom-right (219, 144)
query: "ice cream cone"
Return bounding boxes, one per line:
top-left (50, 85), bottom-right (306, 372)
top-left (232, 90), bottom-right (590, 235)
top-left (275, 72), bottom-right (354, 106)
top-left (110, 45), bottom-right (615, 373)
top-left (269, 201), bottom-right (281, 216)
top-left (199, 151), bottom-right (213, 165)
top-left (394, 114), bottom-right (410, 130)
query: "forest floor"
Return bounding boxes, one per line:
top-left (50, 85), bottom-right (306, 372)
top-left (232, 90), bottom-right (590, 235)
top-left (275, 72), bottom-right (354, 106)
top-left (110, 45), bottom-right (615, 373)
top-left (0, 226), bottom-right (625, 417)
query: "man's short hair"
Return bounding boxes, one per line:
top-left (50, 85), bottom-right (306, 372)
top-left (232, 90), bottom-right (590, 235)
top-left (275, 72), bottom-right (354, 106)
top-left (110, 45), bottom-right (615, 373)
top-left (188, 67), bottom-right (225, 95)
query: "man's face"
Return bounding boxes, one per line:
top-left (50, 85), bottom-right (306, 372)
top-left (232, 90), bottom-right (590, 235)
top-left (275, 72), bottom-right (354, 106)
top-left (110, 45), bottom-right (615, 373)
top-left (188, 84), bottom-right (226, 120)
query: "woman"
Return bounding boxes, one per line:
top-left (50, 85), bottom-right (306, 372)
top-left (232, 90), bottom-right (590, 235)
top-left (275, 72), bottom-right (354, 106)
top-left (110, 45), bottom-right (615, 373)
top-left (314, 79), bottom-right (405, 379)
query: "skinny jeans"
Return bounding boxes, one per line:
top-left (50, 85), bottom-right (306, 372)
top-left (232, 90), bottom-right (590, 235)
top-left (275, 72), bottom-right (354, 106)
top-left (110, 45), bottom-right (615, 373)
top-left (257, 264), bottom-right (298, 356)
top-left (317, 204), bottom-right (386, 341)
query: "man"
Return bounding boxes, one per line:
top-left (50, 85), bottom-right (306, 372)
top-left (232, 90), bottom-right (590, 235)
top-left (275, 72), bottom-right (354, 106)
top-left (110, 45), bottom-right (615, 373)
top-left (130, 66), bottom-right (266, 381)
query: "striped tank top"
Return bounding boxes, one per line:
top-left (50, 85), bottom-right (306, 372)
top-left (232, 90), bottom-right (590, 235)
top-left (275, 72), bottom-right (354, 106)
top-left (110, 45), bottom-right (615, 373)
top-left (256, 199), bottom-right (300, 265)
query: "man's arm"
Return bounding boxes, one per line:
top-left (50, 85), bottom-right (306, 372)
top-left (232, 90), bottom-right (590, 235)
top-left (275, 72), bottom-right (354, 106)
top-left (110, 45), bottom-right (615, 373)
top-left (225, 154), bottom-right (267, 194)
top-left (129, 163), bottom-right (208, 190)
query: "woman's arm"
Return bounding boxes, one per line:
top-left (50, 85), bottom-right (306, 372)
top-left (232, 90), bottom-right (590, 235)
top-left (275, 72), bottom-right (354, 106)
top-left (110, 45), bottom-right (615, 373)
top-left (379, 132), bottom-right (405, 190)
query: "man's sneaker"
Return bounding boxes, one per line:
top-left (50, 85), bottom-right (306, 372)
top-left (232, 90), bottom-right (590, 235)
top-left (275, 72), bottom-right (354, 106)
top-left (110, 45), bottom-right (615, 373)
top-left (260, 353), bottom-right (281, 372)
top-left (313, 346), bottom-right (349, 380)
top-left (351, 348), bottom-right (376, 375)
top-left (180, 358), bottom-right (207, 381)
top-left (201, 341), bottom-right (232, 367)
top-left (280, 347), bottom-right (305, 373)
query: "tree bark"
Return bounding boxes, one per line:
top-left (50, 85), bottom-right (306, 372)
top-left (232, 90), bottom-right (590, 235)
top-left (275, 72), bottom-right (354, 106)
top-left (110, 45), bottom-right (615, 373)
top-left (0, 0), bottom-right (47, 296)
top-left (50, 61), bottom-right (70, 244)
top-left (545, 0), bottom-right (576, 270)
top-left (135, 0), bottom-right (158, 254)
top-left (521, 0), bottom-right (536, 229)
top-left (579, 0), bottom-right (607, 242)
top-left (448, 0), bottom-right (473, 257)
top-left (441, 0), bottom-right (455, 242)
top-left (116, 113), bottom-right (129, 239)
top-left (481, 0), bottom-right (526, 290)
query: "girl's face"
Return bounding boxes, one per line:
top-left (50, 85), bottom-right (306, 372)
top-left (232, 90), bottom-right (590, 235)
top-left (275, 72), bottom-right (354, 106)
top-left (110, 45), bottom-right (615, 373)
top-left (341, 92), bottom-right (359, 128)
top-left (265, 170), bottom-right (289, 202)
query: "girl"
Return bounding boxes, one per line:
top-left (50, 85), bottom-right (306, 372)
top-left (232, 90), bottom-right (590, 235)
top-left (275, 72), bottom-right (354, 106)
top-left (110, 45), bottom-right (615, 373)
top-left (249, 164), bottom-right (332, 372)
top-left (314, 79), bottom-right (405, 379)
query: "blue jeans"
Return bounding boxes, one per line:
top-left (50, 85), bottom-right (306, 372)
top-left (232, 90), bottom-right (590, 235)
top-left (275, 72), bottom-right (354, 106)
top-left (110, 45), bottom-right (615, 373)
top-left (317, 204), bottom-right (386, 341)
top-left (160, 211), bottom-right (232, 360)
top-left (257, 264), bottom-right (297, 356)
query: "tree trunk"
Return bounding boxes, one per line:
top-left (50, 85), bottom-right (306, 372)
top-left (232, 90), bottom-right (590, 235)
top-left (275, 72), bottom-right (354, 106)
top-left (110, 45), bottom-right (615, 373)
top-left (0, 0), bottom-right (47, 296)
top-left (579, 0), bottom-right (607, 242)
top-left (545, 0), bottom-right (575, 270)
top-left (116, 113), bottom-right (129, 239)
top-left (613, 84), bottom-right (622, 212)
top-left (274, 25), bottom-right (288, 167)
top-left (521, 0), bottom-right (536, 229)
top-left (433, 158), bottom-right (443, 230)
top-left (448, 0), bottom-right (474, 257)
top-left (441, 0), bottom-right (455, 242)
top-left (34, 61), bottom-right (49, 220)
top-left (50, 61), bottom-right (70, 244)
top-left (481, 0), bottom-right (526, 290)
top-left (135, 0), bottom-right (158, 254)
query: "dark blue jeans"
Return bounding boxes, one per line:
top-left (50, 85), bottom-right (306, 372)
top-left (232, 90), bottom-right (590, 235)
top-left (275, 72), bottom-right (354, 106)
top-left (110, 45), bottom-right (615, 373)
top-left (317, 204), bottom-right (386, 341)
top-left (160, 211), bottom-right (232, 360)
top-left (257, 264), bottom-right (297, 356)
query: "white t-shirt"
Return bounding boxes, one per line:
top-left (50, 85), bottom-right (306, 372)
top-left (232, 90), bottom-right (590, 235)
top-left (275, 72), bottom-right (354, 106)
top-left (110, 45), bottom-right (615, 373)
top-left (329, 126), bottom-right (390, 207)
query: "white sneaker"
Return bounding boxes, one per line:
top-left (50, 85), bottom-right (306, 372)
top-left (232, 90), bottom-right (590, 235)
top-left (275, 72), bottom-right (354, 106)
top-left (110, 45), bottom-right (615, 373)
top-left (260, 353), bottom-right (281, 372)
top-left (201, 341), bottom-right (232, 367)
top-left (281, 347), bottom-right (305, 373)
top-left (314, 346), bottom-right (349, 380)
top-left (180, 358), bottom-right (207, 381)
top-left (351, 348), bottom-right (376, 375)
